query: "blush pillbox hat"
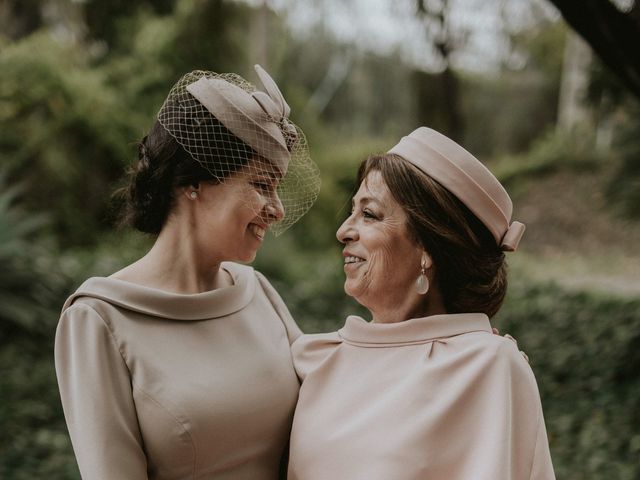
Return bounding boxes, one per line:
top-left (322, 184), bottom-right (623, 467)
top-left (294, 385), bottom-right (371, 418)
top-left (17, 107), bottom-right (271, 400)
top-left (388, 127), bottom-right (525, 251)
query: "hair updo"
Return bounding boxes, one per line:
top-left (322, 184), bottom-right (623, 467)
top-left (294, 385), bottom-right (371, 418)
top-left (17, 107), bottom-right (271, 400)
top-left (118, 118), bottom-right (255, 235)
top-left (357, 153), bottom-right (508, 318)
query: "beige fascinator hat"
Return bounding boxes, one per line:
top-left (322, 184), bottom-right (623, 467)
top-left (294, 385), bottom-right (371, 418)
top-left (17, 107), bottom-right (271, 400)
top-left (156, 64), bottom-right (320, 234)
top-left (388, 127), bottom-right (525, 251)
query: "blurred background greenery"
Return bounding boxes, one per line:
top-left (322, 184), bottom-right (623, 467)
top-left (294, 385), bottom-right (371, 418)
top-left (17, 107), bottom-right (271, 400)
top-left (1, 0), bottom-right (639, 478)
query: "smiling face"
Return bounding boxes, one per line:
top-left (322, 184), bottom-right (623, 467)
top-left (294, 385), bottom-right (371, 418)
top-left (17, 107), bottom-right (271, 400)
top-left (189, 158), bottom-right (284, 264)
top-left (336, 170), bottom-right (426, 320)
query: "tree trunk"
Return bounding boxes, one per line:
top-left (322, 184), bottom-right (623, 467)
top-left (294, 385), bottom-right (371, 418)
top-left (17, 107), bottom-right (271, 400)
top-left (557, 32), bottom-right (592, 132)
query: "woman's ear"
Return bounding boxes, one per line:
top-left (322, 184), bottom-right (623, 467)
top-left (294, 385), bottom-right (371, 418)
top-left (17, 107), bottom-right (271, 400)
top-left (185, 183), bottom-right (201, 200)
top-left (421, 251), bottom-right (433, 270)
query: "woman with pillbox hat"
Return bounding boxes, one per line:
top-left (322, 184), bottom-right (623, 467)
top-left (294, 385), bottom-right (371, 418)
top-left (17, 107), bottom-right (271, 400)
top-left (288, 127), bottom-right (554, 479)
top-left (54, 65), bottom-right (319, 479)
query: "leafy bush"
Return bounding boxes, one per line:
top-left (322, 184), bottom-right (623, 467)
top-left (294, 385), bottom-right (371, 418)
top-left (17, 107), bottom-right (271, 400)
top-left (0, 174), bottom-right (79, 479)
top-left (489, 127), bottom-right (603, 197)
top-left (606, 102), bottom-right (640, 219)
top-left (496, 281), bottom-right (640, 480)
top-left (0, 173), bottom-right (64, 334)
top-left (0, 32), bottom-right (136, 245)
top-left (1, 3), bottom-right (638, 478)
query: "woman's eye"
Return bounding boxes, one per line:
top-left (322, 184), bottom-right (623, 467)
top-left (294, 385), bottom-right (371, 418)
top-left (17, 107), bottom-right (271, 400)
top-left (363, 209), bottom-right (377, 219)
top-left (252, 181), bottom-right (270, 191)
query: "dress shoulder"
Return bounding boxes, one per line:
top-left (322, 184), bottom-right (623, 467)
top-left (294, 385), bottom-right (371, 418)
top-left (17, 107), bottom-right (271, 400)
top-left (488, 332), bottom-right (533, 372)
top-left (55, 295), bottom-right (148, 478)
top-left (467, 331), bottom-right (542, 408)
top-left (291, 332), bottom-right (342, 381)
top-left (463, 328), bottom-right (531, 367)
top-left (60, 277), bottom-right (103, 313)
top-left (253, 270), bottom-right (302, 344)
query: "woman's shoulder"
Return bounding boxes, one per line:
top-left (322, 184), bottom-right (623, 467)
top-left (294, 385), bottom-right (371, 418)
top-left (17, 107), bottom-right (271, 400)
top-left (291, 331), bottom-right (342, 379)
top-left (61, 277), bottom-right (113, 313)
top-left (58, 277), bottom-right (136, 338)
top-left (239, 263), bottom-right (281, 299)
top-left (293, 331), bottom-right (342, 351)
top-left (462, 330), bottom-right (538, 390)
top-left (248, 266), bottom-right (302, 344)
top-left (476, 330), bottom-right (531, 365)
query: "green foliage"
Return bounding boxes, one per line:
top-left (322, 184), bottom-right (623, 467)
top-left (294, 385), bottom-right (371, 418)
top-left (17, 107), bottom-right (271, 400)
top-left (514, 20), bottom-right (566, 84)
top-left (606, 102), bottom-right (640, 219)
top-left (582, 58), bottom-right (640, 220)
top-left (0, 172), bottom-right (65, 334)
top-left (1, 1), bottom-right (639, 478)
top-left (83, 0), bottom-right (174, 48)
top-left (0, 339), bottom-right (79, 480)
top-left (461, 70), bottom-right (559, 156)
top-left (105, 0), bottom-right (252, 108)
top-left (462, 20), bottom-right (566, 156)
top-left (0, 1), bottom-right (254, 247)
top-left (0, 172), bottom-right (79, 479)
top-left (496, 282), bottom-right (640, 480)
top-left (489, 128), bottom-right (603, 197)
top-left (278, 25), bottom-right (417, 138)
top-left (0, 32), bottom-right (136, 245)
top-left (0, 0), bottom-right (47, 41)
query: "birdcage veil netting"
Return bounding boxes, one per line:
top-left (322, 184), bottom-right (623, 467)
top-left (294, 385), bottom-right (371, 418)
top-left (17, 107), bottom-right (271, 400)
top-left (157, 66), bottom-right (320, 235)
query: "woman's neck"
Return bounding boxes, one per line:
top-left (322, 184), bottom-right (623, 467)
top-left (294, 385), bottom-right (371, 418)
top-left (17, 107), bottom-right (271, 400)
top-left (370, 288), bottom-right (446, 324)
top-left (111, 221), bottom-right (231, 294)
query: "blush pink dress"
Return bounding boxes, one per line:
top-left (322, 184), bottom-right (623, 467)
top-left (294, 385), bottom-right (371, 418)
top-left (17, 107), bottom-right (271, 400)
top-left (55, 262), bottom-right (301, 479)
top-left (288, 313), bottom-right (555, 480)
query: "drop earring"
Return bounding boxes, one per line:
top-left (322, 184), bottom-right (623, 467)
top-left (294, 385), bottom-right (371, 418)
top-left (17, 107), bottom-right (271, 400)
top-left (415, 254), bottom-right (429, 295)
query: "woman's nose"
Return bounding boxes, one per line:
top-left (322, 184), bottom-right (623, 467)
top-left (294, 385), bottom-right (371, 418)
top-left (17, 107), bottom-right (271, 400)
top-left (336, 215), bottom-right (357, 244)
top-left (265, 194), bottom-right (285, 222)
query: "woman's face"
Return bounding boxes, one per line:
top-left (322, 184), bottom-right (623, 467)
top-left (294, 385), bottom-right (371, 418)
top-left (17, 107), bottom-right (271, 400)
top-left (336, 170), bottom-right (424, 315)
top-left (190, 159), bottom-right (284, 264)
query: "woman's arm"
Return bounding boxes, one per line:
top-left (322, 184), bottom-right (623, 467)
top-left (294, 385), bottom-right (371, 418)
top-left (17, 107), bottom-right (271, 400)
top-left (55, 303), bottom-right (148, 479)
top-left (529, 408), bottom-right (555, 480)
top-left (491, 340), bottom-right (556, 480)
top-left (444, 337), bottom-right (555, 480)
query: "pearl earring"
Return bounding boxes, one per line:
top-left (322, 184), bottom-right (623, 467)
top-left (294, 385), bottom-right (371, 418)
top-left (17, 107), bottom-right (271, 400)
top-left (415, 255), bottom-right (429, 295)
top-left (189, 191), bottom-right (198, 200)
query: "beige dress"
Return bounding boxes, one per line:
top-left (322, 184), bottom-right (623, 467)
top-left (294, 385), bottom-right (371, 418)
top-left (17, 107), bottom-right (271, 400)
top-left (55, 262), bottom-right (301, 480)
top-left (288, 313), bottom-right (555, 480)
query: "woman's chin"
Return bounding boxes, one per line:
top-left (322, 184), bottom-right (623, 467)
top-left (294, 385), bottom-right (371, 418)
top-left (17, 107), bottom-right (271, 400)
top-left (243, 252), bottom-right (258, 263)
top-left (233, 247), bottom-right (259, 264)
top-left (344, 282), bottom-right (364, 303)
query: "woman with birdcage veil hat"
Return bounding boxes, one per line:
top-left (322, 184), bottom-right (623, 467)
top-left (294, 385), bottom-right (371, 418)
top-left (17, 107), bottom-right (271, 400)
top-left (55, 65), bottom-right (320, 479)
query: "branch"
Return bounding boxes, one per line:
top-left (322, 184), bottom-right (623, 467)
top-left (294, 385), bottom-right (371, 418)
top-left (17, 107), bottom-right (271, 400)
top-left (549, 0), bottom-right (640, 99)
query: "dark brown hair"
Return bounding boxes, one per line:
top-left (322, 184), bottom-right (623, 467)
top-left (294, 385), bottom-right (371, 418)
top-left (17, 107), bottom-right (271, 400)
top-left (117, 118), bottom-right (254, 234)
top-left (357, 153), bottom-right (508, 317)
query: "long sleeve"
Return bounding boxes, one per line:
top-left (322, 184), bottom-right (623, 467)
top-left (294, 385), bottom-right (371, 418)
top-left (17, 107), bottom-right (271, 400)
top-left (530, 412), bottom-right (555, 480)
top-left (55, 303), bottom-right (148, 479)
top-left (461, 338), bottom-right (556, 480)
top-left (486, 341), bottom-right (556, 480)
top-left (511, 347), bottom-right (555, 480)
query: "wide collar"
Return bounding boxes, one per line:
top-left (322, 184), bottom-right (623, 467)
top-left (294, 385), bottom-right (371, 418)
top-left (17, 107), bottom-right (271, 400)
top-left (338, 313), bottom-right (491, 347)
top-left (62, 262), bottom-right (256, 321)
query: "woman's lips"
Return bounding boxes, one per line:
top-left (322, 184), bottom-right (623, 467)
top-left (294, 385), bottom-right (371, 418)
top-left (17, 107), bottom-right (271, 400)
top-left (344, 255), bottom-right (365, 265)
top-left (249, 223), bottom-right (266, 240)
